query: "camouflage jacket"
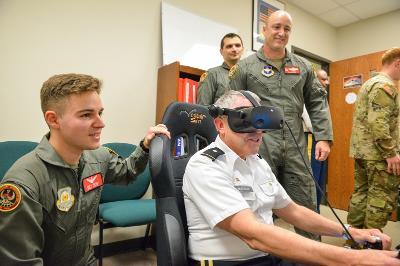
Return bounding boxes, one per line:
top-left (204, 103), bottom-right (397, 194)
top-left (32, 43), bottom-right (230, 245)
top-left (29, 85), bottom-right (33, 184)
top-left (350, 72), bottom-right (399, 160)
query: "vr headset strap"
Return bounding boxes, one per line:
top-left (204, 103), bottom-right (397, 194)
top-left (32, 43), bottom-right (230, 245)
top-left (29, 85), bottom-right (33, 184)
top-left (239, 90), bottom-right (260, 107)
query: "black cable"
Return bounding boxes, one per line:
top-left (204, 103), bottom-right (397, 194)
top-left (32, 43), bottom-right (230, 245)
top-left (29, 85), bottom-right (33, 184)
top-left (284, 121), bottom-right (359, 247)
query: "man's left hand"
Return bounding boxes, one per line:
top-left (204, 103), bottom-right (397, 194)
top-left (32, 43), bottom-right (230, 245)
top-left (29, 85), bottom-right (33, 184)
top-left (143, 124), bottom-right (171, 149)
top-left (315, 140), bottom-right (330, 161)
top-left (349, 227), bottom-right (392, 250)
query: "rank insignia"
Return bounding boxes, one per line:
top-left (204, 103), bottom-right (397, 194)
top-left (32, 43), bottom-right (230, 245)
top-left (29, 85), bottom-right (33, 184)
top-left (382, 84), bottom-right (394, 97)
top-left (0, 183), bottom-right (22, 212)
top-left (262, 66), bottom-right (274, 77)
top-left (229, 64), bottom-right (238, 79)
top-left (105, 147), bottom-right (118, 156)
top-left (200, 72), bottom-right (208, 82)
top-left (56, 187), bottom-right (75, 212)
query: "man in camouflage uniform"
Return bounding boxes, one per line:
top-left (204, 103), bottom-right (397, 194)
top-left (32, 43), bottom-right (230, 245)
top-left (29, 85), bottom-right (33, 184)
top-left (348, 47), bottom-right (400, 231)
top-left (0, 74), bottom-right (170, 265)
top-left (197, 33), bottom-right (244, 105)
top-left (229, 10), bottom-right (333, 240)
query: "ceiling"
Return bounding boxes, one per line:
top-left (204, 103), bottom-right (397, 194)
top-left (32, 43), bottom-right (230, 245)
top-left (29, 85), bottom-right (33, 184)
top-left (284, 0), bottom-right (400, 27)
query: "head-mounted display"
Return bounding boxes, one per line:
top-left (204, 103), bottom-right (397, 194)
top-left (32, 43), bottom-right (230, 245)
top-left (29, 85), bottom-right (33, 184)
top-left (209, 105), bottom-right (283, 133)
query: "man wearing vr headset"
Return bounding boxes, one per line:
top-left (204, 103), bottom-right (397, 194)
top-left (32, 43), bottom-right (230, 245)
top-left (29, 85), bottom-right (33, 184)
top-left (229, 10), bottom-right (332, 240)
top-left (183, 90), bottom-right (399, 266)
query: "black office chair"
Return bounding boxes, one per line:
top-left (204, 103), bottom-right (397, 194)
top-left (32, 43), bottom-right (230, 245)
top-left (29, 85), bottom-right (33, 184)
top-left (149, 102), bottom-right (217, 266)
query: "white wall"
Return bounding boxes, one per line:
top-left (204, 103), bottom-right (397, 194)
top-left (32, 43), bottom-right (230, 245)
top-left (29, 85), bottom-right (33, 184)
top-left (337, 9), bottom-right (400, 60)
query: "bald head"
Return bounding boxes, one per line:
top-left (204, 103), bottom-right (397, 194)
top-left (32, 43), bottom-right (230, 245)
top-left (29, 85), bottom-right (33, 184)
top-left (267, 10), bottom-right (293, 26)
top-left (263, 10), bottom-right (292, 56)
top-left (316, 69), bottom-right (329, 88)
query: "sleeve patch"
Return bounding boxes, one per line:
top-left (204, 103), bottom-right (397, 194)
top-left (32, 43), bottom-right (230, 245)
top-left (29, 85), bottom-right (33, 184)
top-left (0, 183), bottom-right (22, 212)
top-left (200, 72), bottom-right (208, 83)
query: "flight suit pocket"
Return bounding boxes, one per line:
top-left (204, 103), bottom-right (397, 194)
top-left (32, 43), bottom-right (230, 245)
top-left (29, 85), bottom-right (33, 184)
top-left (85, 188), bottom-right (102, 224)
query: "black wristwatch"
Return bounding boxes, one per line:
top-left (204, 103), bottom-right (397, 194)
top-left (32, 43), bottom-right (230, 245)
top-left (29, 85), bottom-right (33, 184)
top-left (139, 139), bottom-right (149, 153)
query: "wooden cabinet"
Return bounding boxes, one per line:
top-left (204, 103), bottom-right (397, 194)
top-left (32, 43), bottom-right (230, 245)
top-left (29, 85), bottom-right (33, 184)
top-left (155, 61), bottom-right (204, 123)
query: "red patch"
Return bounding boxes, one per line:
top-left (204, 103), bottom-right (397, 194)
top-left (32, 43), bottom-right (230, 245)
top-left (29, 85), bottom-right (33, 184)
top-left (284, 66), bottom-right (300, 74)
top-left (82, 173), bottom-right (103, 193)
top-left (0, 183), bottom-right (22, 212)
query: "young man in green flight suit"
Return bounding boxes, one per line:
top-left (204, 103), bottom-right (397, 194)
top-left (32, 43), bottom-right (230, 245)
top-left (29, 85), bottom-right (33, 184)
top-left (229, 10), bottom-right (333, 240)
top-left (0, 73), bottom-right (170, 265)
top-left (348, 47), bottom-right (400, 231)
top-left (197, 32), bottom-right (244, 105)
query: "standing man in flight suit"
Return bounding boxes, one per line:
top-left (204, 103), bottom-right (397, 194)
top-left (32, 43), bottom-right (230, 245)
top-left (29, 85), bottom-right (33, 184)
top-left (348, 47), bottom-right (400, 231)
top-left (197, 33), bottom-right (244, 105)
top-left (229, 10), bottom-right (333, 240)
top-left (0, 73), bottom-right (170, 265)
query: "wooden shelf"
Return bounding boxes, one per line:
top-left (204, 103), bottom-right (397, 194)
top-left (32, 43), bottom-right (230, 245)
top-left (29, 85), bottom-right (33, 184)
top-left (155, 61), bottom-right (204, 123)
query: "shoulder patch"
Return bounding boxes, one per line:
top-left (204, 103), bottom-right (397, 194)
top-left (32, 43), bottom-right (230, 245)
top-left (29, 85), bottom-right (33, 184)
top-left (105, 147), bottom-right (119, 156)
top-left (201, 147), bottom-right (225, 161)
top-left (381, 84), bottom-right (395, 97)
top-left (229, 64), bottom-right (238, 79)
top-left (0, 183), bottom-right (22, 212)
top-left (199, 72), bottom-right (208, 83)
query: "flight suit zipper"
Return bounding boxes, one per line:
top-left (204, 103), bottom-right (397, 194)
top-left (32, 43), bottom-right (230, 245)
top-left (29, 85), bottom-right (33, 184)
top-left (71, 167), bottom-right (81, 265)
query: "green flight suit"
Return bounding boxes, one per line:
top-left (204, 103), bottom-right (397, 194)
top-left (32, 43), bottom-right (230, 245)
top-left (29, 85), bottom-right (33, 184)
top-left (0, 134), bottom-right (148, 265)
top-left (197, 62), bottom-right (230, 105)
top-left (348, 72), bottom-right (400, 230)
top-left (229, 48), bottom-right (333, 240)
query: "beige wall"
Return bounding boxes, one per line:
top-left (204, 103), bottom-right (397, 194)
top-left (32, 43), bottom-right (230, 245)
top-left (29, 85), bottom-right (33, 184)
top-left (337, 9), bottom-right (400, 60)
top-left (286, 3), bottom-right (337, 61)
top-left (0, 0), bottom-right (398, 244)
top-left (0, 0), bottom-right (162, 143)
top-left (1, 1), bottom-right (398, 143)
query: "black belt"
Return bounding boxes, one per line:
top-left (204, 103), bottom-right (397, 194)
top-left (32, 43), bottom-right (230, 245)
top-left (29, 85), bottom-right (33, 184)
top-left (188, 255), bottom-right (275, 266)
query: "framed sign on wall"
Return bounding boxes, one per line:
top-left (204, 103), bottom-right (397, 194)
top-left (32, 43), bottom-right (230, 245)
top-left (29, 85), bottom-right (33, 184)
top-left (252, 0), bottom-right (284, 51)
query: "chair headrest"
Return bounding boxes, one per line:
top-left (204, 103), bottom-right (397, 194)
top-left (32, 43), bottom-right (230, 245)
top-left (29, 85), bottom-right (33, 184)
top-left (161, 102), bottom-right (217, 141)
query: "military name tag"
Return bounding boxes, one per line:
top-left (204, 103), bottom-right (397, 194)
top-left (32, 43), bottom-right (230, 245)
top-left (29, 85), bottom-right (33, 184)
top-left (284, 66), bottom-right (300, 74)
top-left (234, 185), bottom-right (253, 192)
top-left (83, 173), bottom-right (103, 193)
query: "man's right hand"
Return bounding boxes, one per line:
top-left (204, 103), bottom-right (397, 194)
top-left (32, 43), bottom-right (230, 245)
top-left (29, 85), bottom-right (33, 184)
top-left (385, 155), bottom-right (400, 175)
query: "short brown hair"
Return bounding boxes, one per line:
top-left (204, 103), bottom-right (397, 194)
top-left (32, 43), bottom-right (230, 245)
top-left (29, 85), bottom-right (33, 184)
top-left (40, 73), bottom-right (101, 113)
top-left (220, 33), bottom-right (243, 49)
top-left (382, 47), bottom-right (400, 66)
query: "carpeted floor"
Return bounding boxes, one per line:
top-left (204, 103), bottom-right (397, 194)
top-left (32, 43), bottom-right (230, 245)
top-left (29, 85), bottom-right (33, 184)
top-left (101, 205), bottom-right (400, 265)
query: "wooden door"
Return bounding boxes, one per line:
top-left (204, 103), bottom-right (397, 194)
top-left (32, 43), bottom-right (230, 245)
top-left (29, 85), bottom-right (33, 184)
top-left (328, 51), bottom-right (385, 210)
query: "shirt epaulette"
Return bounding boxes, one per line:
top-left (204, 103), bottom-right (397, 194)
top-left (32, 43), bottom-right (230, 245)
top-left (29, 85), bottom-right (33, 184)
top-left (201, 147), bottom-right (224, 161)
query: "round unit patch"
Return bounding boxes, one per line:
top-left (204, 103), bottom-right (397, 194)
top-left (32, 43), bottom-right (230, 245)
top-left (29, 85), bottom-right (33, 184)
top-left (0, 183), bottom-right (22, 212)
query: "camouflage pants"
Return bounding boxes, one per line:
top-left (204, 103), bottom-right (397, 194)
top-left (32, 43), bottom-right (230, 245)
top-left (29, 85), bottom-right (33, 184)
top-left (347, 159), bottom-right (400, 230)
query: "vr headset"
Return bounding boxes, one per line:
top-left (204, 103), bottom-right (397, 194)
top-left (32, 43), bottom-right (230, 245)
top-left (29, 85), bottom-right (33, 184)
top-left (208, 91), bottom-right (283, 133)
